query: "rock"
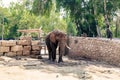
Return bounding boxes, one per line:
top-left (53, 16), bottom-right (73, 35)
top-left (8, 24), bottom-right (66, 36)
top-left (0, 52), bottom-right (3, 56)
top-left (20, 36), bottom-right (32, 41)
top-left (17, 40), bottom-right (31, 46)
top-left (0, 47), bottom-right (9, 52)
top-left (31, 51), bottom-right (40, 55)
top-left (32, 45), bottom-right (42, 51)
top-left (5, 52), bottom-right (16, 57)
top-left (11, 45), bottom-right (23, 52)
top-left (1, 40), bottom-right (16, 47)
top-left (16, 51), bottom-right (23, 56)
top-left (0, 57), bottom-right (5, 61)
top-left (23, 50), bottom-right (30, 56)
top-left (31, 40), bottom-right (41, 45)
top-left (56, 75), bottom-right (59, 78)
top-left (23, 46), bottom-right (31, 51)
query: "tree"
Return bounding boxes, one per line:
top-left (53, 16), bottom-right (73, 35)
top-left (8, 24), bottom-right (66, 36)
top-left (115, 13), bottom-right (120, 37)
top-left (32, 0), bottom-right (52, 16)
top-left (56, 0), bottom-right (120, 37)
top-left (0, 7), bottom-right (9, 39)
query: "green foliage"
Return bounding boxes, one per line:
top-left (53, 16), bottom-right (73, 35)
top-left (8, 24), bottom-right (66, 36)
top-left (0, 6), bottom-right (10, 39)
top-left (67, 21), bottom-right (77, 36)
top-left (40, 13), bottom-right (67, 34)
top-left (0, 0), bottom-right (120, 39)
top-left (32, 0), bottom-right (52, 16)
top-left (19, 11), bottom-right (41, 29)
top-left (56, 0), bottom-right (120, 37)
top-left (0, 0), bottom-right (68, 39)
top-left (7, 24), bottom-right (18, 39)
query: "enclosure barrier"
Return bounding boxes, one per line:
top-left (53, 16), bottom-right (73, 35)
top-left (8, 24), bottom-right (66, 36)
top-left (0, 37), bottom-right (42, 57)
top-left (1, 36), bottom-right (120, 67)
top-left (68, 37), bottom-right (120, 66)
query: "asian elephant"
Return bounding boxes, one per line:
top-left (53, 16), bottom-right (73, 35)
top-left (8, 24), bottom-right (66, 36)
top-left (45, 30), bottom-right (70, 63)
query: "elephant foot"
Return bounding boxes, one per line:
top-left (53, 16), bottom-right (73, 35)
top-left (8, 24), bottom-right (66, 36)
top-left (58, 58), bottom-right (63, 63)
top-left (48, 58), bottom-right (51, 60)
top-left (48, 56), bottom-right (52, 61)
top-left (37, 55), bottom-right (43, 59)
top-left (52, 59), bottom-right (56, 62)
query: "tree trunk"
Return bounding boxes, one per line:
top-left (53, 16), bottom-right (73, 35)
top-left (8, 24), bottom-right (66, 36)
top-left (93, 0), bottom-right (101, 37)
top-left (115, 16), bottom-right (120, 37)
top-left (104, 0), bottom-right (109, 27)
top-left (115, 20), bottom-right (118, 37)
top-left (96, 25), bottom-right (102, 37)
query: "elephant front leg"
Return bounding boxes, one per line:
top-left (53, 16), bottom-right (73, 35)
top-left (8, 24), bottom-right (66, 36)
top-left (48, 51), bottom-right (52, 60)
top-left (47, 47), bottom-right (52, 60)
top-left (52, 48), bottom-right (56, 62)
top-left (58, 56), bottom-right (63, 63)
top-left (58, 47), bottom-right (63, 63)
top-left (51, 44), bottom-right (57, 62)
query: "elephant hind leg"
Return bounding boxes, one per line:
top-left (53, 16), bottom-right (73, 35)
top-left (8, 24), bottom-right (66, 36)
top-left (52, 47), bottom-right (56, 62)
top-left (46, 44), bottom-right (52, 60)
top-left (48, 49), bottom-right (52, 60)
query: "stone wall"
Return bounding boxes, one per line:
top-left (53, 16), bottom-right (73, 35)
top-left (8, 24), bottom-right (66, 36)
top-left (68, 37), bottom-right (120, 66)
top-left (0, 40), bottom-right (42, 57)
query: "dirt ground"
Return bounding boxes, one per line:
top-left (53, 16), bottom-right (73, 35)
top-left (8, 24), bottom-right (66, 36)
top-left (0, 55), bottom-right (120, 80)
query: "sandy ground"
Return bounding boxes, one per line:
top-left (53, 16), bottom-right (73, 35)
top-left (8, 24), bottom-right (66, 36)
top-left (0, 55), bottom-right (120, 80)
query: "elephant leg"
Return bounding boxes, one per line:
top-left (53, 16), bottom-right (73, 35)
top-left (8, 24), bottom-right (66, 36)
top-left (48, 48), bottom-right (52, 60)
top-left (52, 47), bottom-right (57, 62)
top-left (46, 41), bottom-right (52, 60)
top-left (58, 47), bottom-right (63, 63)
top-left (51, 43), bottom-right (57, 62)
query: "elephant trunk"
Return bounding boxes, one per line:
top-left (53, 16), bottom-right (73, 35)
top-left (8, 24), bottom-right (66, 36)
top-left (58, 42), bottom-right (71, 56)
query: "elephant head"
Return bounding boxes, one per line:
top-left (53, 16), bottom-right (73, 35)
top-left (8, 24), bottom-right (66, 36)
top-left (45, 30), bottom-right (70, 63)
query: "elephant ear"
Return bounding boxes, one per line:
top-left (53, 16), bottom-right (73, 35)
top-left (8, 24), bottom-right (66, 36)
top-left (50, 33), bottom-right (56, 43)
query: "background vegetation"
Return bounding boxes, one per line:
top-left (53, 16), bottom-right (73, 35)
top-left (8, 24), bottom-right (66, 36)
top-left (0, 0), bottom-right (120, 39)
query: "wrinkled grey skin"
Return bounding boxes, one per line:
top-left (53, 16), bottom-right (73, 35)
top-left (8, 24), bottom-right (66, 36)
top-left (45, 30), bottom-right (70, 63)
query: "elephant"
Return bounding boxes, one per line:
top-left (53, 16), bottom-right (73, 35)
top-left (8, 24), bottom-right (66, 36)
top-left (45, 30), bottom-right (70, 63)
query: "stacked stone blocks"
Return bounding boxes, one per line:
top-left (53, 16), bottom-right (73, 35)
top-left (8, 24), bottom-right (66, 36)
top-left (0, 38), bottom-right (42, 57)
